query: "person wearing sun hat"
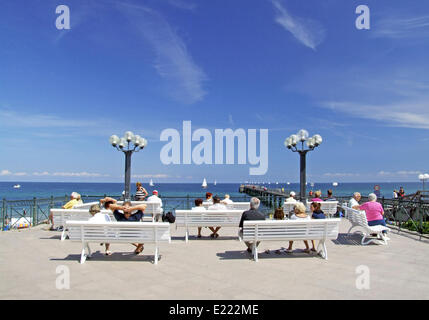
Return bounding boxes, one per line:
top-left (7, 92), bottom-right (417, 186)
top-left (286, 191), bottom-right (297, 203)
top-left (146, 190), bottom-right (163, 221)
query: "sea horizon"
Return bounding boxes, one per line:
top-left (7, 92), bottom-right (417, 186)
top-left (1, 181), bottom-right (424, 201)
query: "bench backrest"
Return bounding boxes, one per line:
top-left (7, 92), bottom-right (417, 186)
top-left (202, 202), bottom-right (249, 211)
top-left (51, 209), bottom-right (115, 227)
top-left (175, 210), bottom-right (244, 226)
top-left (65, 221), bottom-right (171, 243)
top-left (282, 202), bottom-right (301, 216)
top-left (72, 202), bottom-right (99, 210)
top-left (320, 201), bottom-right (338, 216)
top-left (343, 207), bottom-right (369, 227)
top-left (242, 219), bottom-right (340, 242)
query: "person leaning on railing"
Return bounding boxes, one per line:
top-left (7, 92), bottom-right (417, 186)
top-left (135, 182), bottom-right (148, 201)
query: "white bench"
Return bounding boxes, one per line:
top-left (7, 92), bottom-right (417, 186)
top-left (51, 209), bottom-right (115, 241)
top-left (343, 206), bottom-right (390, 245)
top-left (242, 219), bottom-right (341, 261)
top-left (65, 221), bottom-right (171, 264)
top-left (175, 210), bottom-right (244, 242)
top-left (51, 206), bottom-right (158, 241)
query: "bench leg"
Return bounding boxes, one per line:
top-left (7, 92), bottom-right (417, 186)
top-left (86, 243), bottom-right (92, 258)
top-left (322, 241), bottom-right (328, 260)
top-left (253, 243), bottom-right (258, 262)
top-left (80, 245), bottom-right (87, 264)
top-left (61, 228), bottom-right (66, 241)
top-left (154, 246), bottom-right (159, 265)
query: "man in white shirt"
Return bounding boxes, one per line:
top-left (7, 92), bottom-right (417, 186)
top-left (285, 191), bottom-right (297, 203)
top-left (88, 204), bottom-right (112, 255)
top-left (348, 192), bottom-right (361, 210)
top-left (207, 196), bottom-right (226, 238)
top-left (146, 190), bottom-right (163, 221)
top-left (221, 194), bottom-right (234, 206)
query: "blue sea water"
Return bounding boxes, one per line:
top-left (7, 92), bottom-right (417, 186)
top-left (0, 181), bottom-right (423, 201)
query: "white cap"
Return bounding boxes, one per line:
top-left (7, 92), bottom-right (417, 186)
top-left (290, 191), bottom-right (296, 197)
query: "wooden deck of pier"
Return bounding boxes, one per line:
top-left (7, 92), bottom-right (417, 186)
top-left (1, 219), bottom-right (429, 300)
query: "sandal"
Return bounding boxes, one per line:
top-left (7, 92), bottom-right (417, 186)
top-left (105, 250), bottom-right (112, 256)
top-left (210, 233), bottom-right (215, 238)
top-left (265, 249), bottom-right (270, 254)
top-left (197, 234), bottom-right (202, 238)
top-left (285, 249), bottom-right (293, 254)
top-left (214, 233), bottom-right (219, 239)
top-left (134, 245), bottom-right (144, 254)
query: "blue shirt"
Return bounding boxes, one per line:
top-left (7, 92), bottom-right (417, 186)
top-left (113, 210), bottom-right (143, 222)
top-left (312, 210), bottom-right (326, 219)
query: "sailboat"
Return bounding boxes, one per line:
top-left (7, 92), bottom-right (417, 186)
top-left (149, 179), bottom-right (154, 187)
top-left (13, 184), bottom-right (21, 189)
top-left (214, 180), bottom-right (217, 186)
top-left (202, 178), bottom-right (207, 189)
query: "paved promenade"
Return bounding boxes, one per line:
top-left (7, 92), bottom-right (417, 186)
top-left (1, 219), bottom-right (428, 300)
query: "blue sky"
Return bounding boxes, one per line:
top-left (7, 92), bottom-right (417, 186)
top-left (1, 0), bottom-right (429, 183)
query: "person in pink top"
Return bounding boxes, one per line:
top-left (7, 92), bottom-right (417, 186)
top-left (359, 193), bottom-right (388, 234)
top-left (311, 190), bottom-right (323, 202)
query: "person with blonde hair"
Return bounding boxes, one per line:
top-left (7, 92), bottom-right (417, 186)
top-left (221, 194), bottom-right (233, 205)
top-left (286, 202), bottom-right (312, 253)
top-left (88, 204), bottom-right (112, 255)
top-left (311, 190), bottom-right (323, 202)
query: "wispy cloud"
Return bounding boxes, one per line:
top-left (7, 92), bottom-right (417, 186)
top-left (378, 170), bottom-right (422, 177)
top-left (117, 3), bottom-right (207, 104)
top-left (168, 0), bottom-right (196, 11)
top-left (0, 109), bottom-right (97, 128)
top-left (52, 172), bottom-right (109, 177)
top-left (271, 0), bottom-right (326, 50)
top-left (373, 15), bottom-right (429, 39)
top-left (131, 174), bottom-right (170, 179)
top-left (324, 100), bottom-right (429, 130)
top-left (323, 172), bottom-right (360, 177)
top-left (0, 170), bottom-right (27, 176)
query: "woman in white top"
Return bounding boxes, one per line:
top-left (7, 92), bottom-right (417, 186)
top-left (286, 202), bottom-right (312, 253)
top-left (88, 204), bottom-right (112, 256)
top-left (192, 199), bottom-right (206, 238)
top-left (207, 196), bottom-right (226, 238)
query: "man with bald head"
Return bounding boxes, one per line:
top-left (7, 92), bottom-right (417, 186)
top-left (349, 192), bottom-right (361, 210)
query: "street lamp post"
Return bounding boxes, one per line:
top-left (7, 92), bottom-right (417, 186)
top-left (109, 131), bottom-right (147, 201)
top-left (419, 174), bottom-right (429, 191)
top-left (284, 129), bottom-right (323, 202)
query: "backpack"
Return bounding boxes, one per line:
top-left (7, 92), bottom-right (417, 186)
top-left (162, 211), bottom-right (176, 224)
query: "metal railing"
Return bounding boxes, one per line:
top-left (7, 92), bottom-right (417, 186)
top-left (1, 194), bottom-right (261, 231)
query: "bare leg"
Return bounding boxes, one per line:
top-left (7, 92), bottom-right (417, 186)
top-left (288, 241), bottom-right (293, 250)
top-left (105, 243), bottom-right (112, 255)
top-left (198, 227), bottom-right (202, 237)
top-left (311, 240), bottom-right (316, 251)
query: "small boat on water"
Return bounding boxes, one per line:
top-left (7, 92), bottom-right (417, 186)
top-left (202, 178), bottom-right (207, 189)
top-left (214, 180), bottom-right (217, 186)
top-left (149, 179), bottom-right (154, 187)
top-left (13, 184), bottom-right (21, 189)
